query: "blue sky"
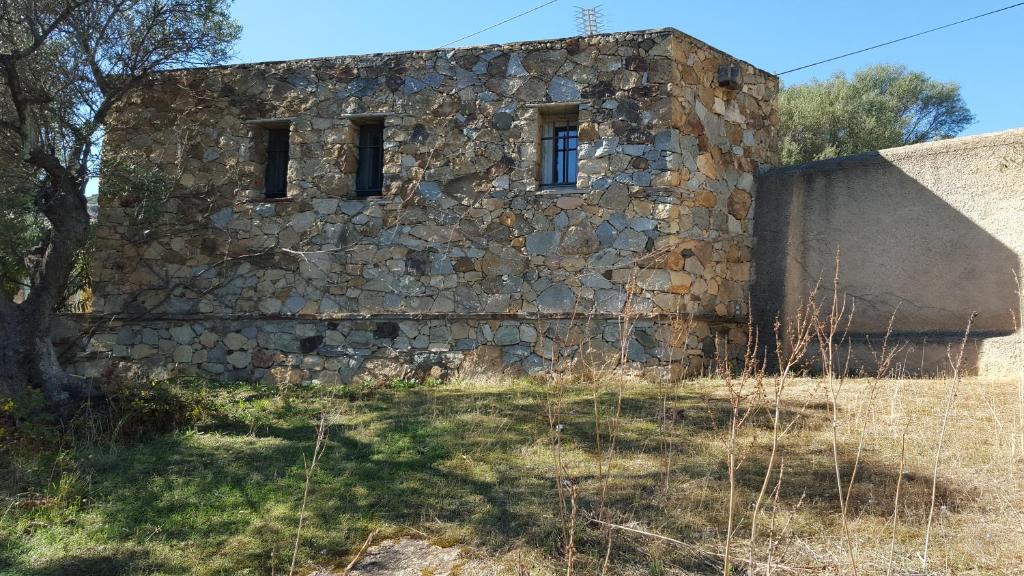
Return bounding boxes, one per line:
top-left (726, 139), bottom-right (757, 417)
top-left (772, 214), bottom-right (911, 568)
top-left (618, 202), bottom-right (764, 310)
top-left (85, 0), bottom-right (1024, 196)
top-left (230, 0), bottom-right (1024, 136)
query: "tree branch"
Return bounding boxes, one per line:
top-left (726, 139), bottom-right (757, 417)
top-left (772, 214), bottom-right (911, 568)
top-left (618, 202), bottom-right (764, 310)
top-left (2, 0), bottom-right (89, 61)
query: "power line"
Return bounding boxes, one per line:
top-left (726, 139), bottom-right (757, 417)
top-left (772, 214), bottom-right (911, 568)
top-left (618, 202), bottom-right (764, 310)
top-left (777, 1), bottom-right (1024, 76)
top-left (439, 0), bottom-right (561, 49)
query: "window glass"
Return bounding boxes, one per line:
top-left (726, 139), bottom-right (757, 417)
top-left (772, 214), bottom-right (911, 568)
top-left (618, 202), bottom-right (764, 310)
top-left (264, 128), bottom-right (289, 198)
top-left (356, 123), bottom-right (384, 196)
top-left (540, 115), bottom-right (578, 187)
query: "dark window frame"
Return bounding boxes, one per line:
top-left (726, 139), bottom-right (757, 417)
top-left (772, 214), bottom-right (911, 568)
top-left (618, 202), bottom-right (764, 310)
top-left (540, 115), bottom-right (578, 187)
top-left (355, 122), bottom-right (385, 197)
top-left (263, 127), bottom-right (290, 199)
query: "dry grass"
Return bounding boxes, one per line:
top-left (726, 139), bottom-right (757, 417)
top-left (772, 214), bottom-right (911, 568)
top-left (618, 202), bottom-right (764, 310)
top-left (2, 373), bottom-right (1022, 575)
top-left (470, 373), bottom-right (1024, 575)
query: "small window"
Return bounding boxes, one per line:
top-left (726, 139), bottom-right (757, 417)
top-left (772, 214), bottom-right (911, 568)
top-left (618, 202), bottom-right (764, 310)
top-left (540, 115), bottom-right (578, 187)
top-left (264, 127), bottom-right (289, 198)
top-left (355, 122), bottom-right (384, 197)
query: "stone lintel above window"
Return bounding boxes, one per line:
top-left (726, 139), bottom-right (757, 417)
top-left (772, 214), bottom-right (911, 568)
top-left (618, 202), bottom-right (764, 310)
top-left (245, 117), bottom-right (295, 128)
top-left (526, 101), bottom-right (587, 112)
top-left (340, 112), bottom-right (395, 123)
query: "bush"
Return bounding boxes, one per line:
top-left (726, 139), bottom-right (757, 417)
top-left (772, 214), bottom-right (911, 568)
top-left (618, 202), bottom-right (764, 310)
top-left (69, 365), bottom-right (218, 443)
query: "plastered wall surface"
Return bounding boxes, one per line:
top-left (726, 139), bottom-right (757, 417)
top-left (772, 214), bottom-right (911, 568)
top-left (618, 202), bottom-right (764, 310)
top-left (754, 129), bottom-right (1024, 376)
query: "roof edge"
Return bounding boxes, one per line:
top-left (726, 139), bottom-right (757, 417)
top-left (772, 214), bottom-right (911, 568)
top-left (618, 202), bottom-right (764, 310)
top-left (161, 27), bottom-right (775, 79)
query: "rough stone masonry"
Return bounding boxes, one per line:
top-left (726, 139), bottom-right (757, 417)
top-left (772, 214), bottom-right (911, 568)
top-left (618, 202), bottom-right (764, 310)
top-left (72, 28), bottom-right (778, 384)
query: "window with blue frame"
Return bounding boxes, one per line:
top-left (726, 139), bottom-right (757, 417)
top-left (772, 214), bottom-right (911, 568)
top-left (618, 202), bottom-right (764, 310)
top-left (540, 115), bottom-right (578, 187)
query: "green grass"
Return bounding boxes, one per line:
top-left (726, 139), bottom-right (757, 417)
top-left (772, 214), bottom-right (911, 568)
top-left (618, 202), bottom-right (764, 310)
top-left (1, 375), bottom-right (1021, 575)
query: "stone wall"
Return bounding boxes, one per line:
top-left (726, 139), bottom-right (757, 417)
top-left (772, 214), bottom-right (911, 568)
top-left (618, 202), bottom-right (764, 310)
top-left (74, 29), bottom-right (778, 382)
top-left (753, 129), bottom-right (1024, 376)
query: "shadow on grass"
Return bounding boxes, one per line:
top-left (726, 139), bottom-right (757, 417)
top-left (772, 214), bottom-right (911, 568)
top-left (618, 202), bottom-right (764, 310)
top-left (1, 382), bottom-right (979, 575)
top-left (12, 549), bottom-right (178, 576)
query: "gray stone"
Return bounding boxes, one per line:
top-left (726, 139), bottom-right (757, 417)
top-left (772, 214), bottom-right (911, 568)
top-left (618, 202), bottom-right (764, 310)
top-left (560, 225), bottom-right (599, 255)
top-left (430, 254), bottom-right (454, 275)
top-left (259, 298), bottom-right (282, 314)
top-left (418, 181), bottom-right (442, 201)
top-left (207, 344), bottom-right (227, 363)
top-left (116, 328), bottom-right (136, 346)
top-left (290, 211), bottom-right (316, 232)
top-left (537, 283), bottom-right (575, 313)
top-left (282, 294), bottom-right (307, 314)
top-left (599, 187), bottom-right (630, 211)
top-left (506, 53), bottom-right (528, 77)
top-left (635, 328), bottom-right (658, 348)
top-left (526, 231), bottom-right (560, 256)
top-left (581, 272), bottom-right (613, 289)
top-left (654, 129), bottom-right (682, 153)
top-left (404, 76), bottom-right (428, 94)
top-left (636, 270), bottom-right (672, 291)
top-left (211, 207), bottom-right (233, 230)
top-left (339, 200), bottom-right (364, 216)
top-left (629, 217), bottom-right (657, 232)
top-left (626, 338), bottom-right (647, 362)
top-left (492, 111), bottom-right (514, 131)
top-left (493, 324), bottom-right (521, 346)
top-left (173, 345), bottom-right (193, 363)
top-left (596, 290), bottom-right (626, 313)
top-left (608, 212), bottom-right (628, 230)
top-left (131, 344), bottom-right (155, 359)
top-left (454, 338), bottom-right (478, 351)
top-left (594, 138), bottom-right (618, 157)
top-left (224, 332), bottom-right (248, 350)
top-left (612, 229), bottom-right (648, 252)
top-left (169, 324), bottom-right (194, 344)
top-left (523, 354), bottom-right (546, 373)
top-left (596, 221), bottom-right (616, 247)
top-left (312, 198), bottom-right (339, 215)
top-left (226, 350), bottom-right (251, 369)
top-left (547, 75), bottom-right (581, 101)
top-left (502, 345), bottom-right (531, 363)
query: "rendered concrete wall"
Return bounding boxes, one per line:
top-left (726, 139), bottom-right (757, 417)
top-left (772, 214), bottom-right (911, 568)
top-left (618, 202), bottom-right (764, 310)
top-left (753, 129), bottom-right (1024, 376)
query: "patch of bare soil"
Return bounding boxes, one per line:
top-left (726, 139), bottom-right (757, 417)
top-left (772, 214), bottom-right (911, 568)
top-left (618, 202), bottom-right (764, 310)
top-left (332, 538), bottom-right (500, 575)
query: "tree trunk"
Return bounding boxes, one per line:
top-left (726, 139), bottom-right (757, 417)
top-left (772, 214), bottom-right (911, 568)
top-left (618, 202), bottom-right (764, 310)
top-left (0, 171), bottom-right (100, 410)
top-left (0, 306), bottom-right (98, 409)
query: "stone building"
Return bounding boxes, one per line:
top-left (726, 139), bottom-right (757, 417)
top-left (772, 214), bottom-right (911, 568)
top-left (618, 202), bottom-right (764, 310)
top-left (77, 28), bottom-right (779, 383)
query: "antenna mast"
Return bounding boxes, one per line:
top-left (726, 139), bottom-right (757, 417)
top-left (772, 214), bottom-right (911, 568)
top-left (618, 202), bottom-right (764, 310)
top-left (575, 5), bottom-right (605, 35)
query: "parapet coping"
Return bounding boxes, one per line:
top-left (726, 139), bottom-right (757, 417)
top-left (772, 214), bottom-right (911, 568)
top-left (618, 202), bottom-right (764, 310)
top-left (764, 127), bottom-right (1024, 177)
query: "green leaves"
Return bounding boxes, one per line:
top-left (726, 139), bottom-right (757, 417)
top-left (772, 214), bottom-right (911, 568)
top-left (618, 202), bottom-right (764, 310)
top-left (779, 64), bottom-right (975, 165)
top-left (100, 153), bottom-right (174, 243)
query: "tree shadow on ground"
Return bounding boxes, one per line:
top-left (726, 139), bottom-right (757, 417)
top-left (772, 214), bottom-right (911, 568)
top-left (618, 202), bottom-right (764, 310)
top-left (12, 549), bottom-right (178, 576)
top-left (1, 384), bottom-right (980, 575)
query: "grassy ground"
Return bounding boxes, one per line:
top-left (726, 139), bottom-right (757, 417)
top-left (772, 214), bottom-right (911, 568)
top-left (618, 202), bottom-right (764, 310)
top-left (1, 372), bottom-right (1022, 575)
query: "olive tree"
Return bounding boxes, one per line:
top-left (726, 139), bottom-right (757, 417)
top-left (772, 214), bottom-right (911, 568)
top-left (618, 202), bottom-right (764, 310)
top-left (779, 64), bottom-right (975, 165)
top-left (0, 0), bottom-right (240, 407)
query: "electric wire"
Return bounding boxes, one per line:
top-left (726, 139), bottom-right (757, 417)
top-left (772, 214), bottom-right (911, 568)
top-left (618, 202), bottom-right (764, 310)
top-left (777, 1), bottom-right (1024, 75)
top-left (439, 0), bottom-right (560, 48)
